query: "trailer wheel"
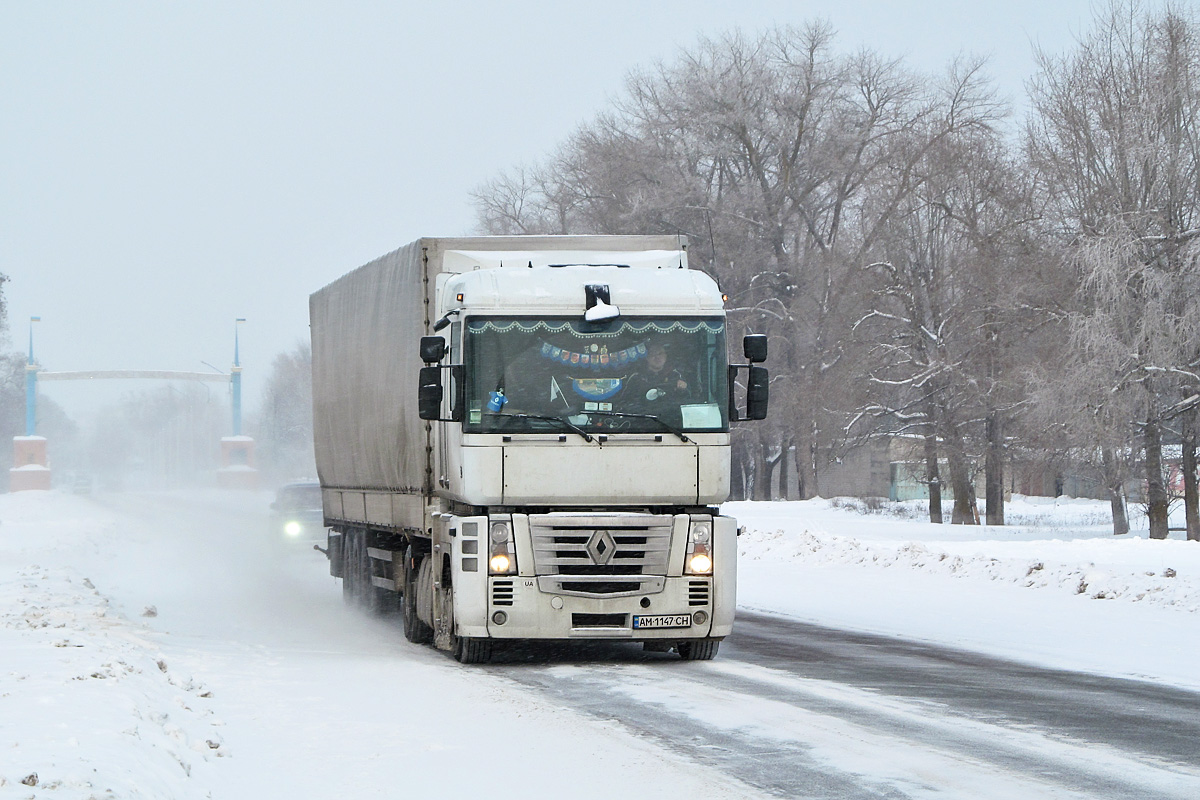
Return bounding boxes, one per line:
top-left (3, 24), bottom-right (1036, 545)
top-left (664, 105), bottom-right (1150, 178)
top-left (453, 635), bottom-right (493, 664)
top-left (343, 529), bottom-right (396, 615)
top-left (676, 638), bottom-right (720, 661)
top-left (341, 529), bottom-right (362, 605)
top-left (402, 546), bottom-right (432, 644)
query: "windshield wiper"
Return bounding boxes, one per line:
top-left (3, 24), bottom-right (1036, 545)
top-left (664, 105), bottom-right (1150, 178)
top-left (483, 412), bottom-right (595, 443)
top-left (586, 410), bottom-right (691, 443)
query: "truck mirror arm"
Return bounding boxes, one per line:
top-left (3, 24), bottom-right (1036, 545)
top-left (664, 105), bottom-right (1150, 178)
top-left (432, 309), bottom-right (460, 333)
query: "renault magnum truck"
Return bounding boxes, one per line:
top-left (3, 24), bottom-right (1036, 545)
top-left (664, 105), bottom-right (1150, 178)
top-left (310, 235), bottom-right (768, 663)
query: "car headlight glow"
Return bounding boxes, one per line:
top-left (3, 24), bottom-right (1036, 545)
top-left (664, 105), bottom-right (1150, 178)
top-left (284, 521), bottom-right (302, 537)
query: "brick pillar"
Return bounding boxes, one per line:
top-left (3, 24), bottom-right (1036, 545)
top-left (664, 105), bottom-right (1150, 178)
top-left (216, 435), bottom-right (259, 489)
top-left (10, 436), bottom-right (51, 491)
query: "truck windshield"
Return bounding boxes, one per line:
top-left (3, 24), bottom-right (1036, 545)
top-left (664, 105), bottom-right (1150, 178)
top-left (463, 317), bottom-right (729, 435)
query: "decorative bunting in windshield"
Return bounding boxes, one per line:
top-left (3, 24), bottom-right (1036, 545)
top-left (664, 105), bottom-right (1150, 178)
top-left (539, 341), bottom-right (647, 370)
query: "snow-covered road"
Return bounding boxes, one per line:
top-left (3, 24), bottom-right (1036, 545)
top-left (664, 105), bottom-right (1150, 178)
top-left (491, 612), bottom-right (1200, 799)
top-left (3, 489), bottom-right (1199, 798)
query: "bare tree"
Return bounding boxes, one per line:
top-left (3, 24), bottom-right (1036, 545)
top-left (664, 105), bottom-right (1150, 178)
top-left (255, 341), bottom-right (316, 483)
top-left (1028, 1), bottom-right (1200, 539)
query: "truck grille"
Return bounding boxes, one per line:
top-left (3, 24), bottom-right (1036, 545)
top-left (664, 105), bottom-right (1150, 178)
top-left (529, 514), bottom-right (673, 598)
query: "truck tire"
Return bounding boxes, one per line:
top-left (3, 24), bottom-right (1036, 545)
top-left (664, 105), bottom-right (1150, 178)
top-left (402, 547), bottom-right (433, 644)
top-left (343, 529), bottom-right (397, 615)
top-left (453, 636), bottom-right (493, 664)
top-left (676, 638), bottom-right (720, 661)
top-left (341, 529), bottom-right (361, 605)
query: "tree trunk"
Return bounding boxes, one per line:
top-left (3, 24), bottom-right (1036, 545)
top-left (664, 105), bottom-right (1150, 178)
top-left (924, 429), bottom-right (942, 524)
top-left (778, 438), bottom-right (793, 501)
top-left (985, 410), bottom-right (1005, 526)
top-left (1183, 409), bottom-right (1199, 541)
top-left (945, 430), bottom-right (978, 525)
top-left (1145, 418), bottom-right (1170, 540)
top-left (1102, 446), bottom-right (1129, 536)
top-left (764, 441), bottom-right (784, 500)
top-left (754, 439), bottom-right (773, 501)
top-left (796, 422), bottom-right (818, 499)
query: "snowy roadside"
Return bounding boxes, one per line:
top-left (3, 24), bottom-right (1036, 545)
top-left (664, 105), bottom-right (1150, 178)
top-left (0, 491), bottom-right (762, 800)
top-left (730, 497), bottom-right (1200, 690)
top-left (0, 494), bottom-right (227, 797)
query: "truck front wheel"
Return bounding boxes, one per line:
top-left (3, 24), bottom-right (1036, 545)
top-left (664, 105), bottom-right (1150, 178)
top-left (676, 638), bottom-right (720, 661)
top-left (453, 636), bottom-right (492, 664)
top-left (402, 546), bottom-right (433, 644)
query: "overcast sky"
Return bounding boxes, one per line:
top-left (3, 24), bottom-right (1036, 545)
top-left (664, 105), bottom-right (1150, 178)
top-left (2, 0), bottom-right (1099, 424)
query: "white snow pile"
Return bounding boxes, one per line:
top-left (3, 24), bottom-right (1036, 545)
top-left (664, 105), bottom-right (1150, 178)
top-left (0, 563), bottom-right (225, 797)
top-left (739, 512), bottom-right (1196, 611)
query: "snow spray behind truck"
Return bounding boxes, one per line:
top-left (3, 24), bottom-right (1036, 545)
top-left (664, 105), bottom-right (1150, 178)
top-left (310, 236), bottom-right (768, 662)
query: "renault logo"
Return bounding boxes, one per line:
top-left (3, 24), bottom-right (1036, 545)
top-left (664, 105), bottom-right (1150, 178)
top-left (586, 530), bottom-right (617, 566)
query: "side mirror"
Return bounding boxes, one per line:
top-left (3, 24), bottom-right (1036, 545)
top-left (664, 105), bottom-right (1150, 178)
top-left (420, 336), bottom-right (446, 364)
top-left (418, 366), bottom-right (443, 420)
top-left (743, 334), bottom-right (768, 363)
top-left (746, 365), bottom-right (769, 420)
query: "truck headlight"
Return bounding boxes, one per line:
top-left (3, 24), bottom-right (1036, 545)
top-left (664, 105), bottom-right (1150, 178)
top-left (685, 518), bottom-right (713, 575)
top-left (489, 519), bottom-right (516, 575)
top-left (284, 521), bottom-right (302, 537)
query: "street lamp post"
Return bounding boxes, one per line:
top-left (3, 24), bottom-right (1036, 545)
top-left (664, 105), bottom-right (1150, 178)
top-left (232, 318), bottom-right (245, 436)
top-left (216, 317), bottom-right (257, 489)
top-left (25, 316), bottom-right (40, 436)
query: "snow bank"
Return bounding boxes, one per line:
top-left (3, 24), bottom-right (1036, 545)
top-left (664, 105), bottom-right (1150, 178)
top-left (0, 497), bottom-right (225, 797)
top-left (729, 496), bottom-right (1200, 689)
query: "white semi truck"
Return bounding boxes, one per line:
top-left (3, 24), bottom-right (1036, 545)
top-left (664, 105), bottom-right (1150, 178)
top-left (310, 236), bottom-right (768, 663)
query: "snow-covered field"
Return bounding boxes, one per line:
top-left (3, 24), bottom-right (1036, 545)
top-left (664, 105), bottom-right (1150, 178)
top-left (1, 489), bottom-right (1197, 798)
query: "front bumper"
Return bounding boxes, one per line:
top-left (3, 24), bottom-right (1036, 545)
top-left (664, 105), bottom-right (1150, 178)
top-left (477, 575), bottom-right (724, 640)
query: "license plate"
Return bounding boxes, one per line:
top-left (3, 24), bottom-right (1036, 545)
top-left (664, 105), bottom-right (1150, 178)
top-left (633, 614), bottom-right (692, 629)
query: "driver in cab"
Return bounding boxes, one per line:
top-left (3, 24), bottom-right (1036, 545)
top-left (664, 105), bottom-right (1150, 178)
top-left (627, 342), bottom-right (689, 405)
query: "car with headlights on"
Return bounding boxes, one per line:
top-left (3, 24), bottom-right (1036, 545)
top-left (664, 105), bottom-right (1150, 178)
top-left (270, 481), bottom-right (326, 546)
